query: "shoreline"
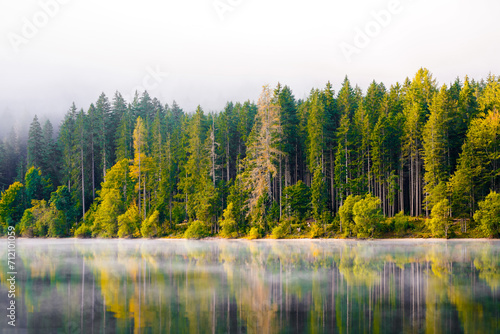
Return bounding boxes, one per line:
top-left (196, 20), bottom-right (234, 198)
top-left (3, 237), bottom-right (496, 242)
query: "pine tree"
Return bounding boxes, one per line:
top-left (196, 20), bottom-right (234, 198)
top-left (450, 109), bottom-right (500, 218)
top-left (115, 106), bottom-right (133, 162)
top-left (402, 68), bottom-right (437, 216)
top-left (41, 120), bottom-right (59, 185)
top-left (74, 108), bottom-right (88, 218)
top-left (321, 82), bottom-right (338, 212)
top-left (59, 103), bottom-right (78, 190)
top-left (95, 93), bottom-right (112, 177)
top-left (311, 165), bottom-right (328, 226)
top-left (423, 85), bottom-right (455, 214)
top-left (27, 115), bottom-right (44, 169)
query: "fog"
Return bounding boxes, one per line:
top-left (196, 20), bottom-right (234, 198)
top-left (1, 0), bottom-right (500, 136)
top-left (1, 239), bottom-right (499, 332)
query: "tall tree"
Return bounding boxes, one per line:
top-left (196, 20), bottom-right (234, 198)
top-left (450, 109), bottom-right (500, 218)
top-left (402, 68), bottom-right (437, 216)
top-left (131, 117), bottom-right (149, 219)
top-left (41, 119), bottom-right (59, 185)
top-left (422, 85), bottom-right (455, 214)
top-left (95, 93), bottom-right (112, 177)
top-left (59, 103), bottom-right (78, 191)
top-left (27, 115), bottom-right (44, 169)
top-left (242, 86), bottom-right (283, 230)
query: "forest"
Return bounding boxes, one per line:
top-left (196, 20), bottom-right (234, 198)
top-left (1, 68), bottom-right (499, 239)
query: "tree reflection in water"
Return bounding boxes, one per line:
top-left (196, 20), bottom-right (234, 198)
top-left (0, 239), bottom-right (498, 333)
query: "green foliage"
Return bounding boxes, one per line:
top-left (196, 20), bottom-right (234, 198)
top-left (282, 180), bottom-right (311, 220)
top-left (227, 178), bottom-right (248, 233)
top-left (27, 115), bottom-right (44, 169)
top-left (352, 194), bottom-right (383, 238)
top-left (19, 210), bottom-right (35, 237)
top-left (25, 166), bottom-right (51, 203)
top-left (141, 210), bottom-right (160, 238)
top-left (473, 191), bottom-right (500, 237)
top-left (423, 85), bottom-right (454, 211)
top-left (0, 182), bottom-right (25, 228)
top-left (3, 70), bottom-right (500, 239)
top-left (50, 185), bottom-right (78, 227)
top-left (183, 220), bottom-right (209, 239)
top-left (91, 189), bottom-right (122, 238)
top-left (19, 200), bottom-right (67, 237)
top-left (311, 166), bottom-right (328, 224)
top-left (75, 224), bottom-right (92, 238)
top-left (450, 109), bottom-right (500, 218)
top-left (219, 202), bottom-right (238, 238)
top-left (310, 223), bottom-right (324, 238)
top-left (392, 211), bottom-right (412, 233)
top-left (247, 226), bottom-right (261, 240)
top-left (117, 204), bottom-right (141, 238)
top-left (171, 202), bottom-right (186, 225)
top-left (338, 194), bottom-right (362, 236)
top-left (271, 219), bottom-right (291, 239)
top-left (428, 199), bottom-right (452, 238)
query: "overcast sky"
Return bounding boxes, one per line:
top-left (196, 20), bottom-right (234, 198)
top-left (1, 0), bottom-right (499, 136)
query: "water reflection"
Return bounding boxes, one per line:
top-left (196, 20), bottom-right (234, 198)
top-left (0, 239), bottom-right (499, 333)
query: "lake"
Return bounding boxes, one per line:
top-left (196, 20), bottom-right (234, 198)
top-left (0, 239), bottom-right (498, 333)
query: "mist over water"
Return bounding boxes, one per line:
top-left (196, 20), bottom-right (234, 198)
top-left (0, 239), bottom-right (498, 333)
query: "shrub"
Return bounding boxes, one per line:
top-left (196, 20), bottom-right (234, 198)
top-left (310, 223), bottom-right (324, 238)
top-left (473, 191), bottom-right (500, 237)
top-left (19, 210), bottom-right (35, 237)
top-left (184, 220), bottom-right (210, 239)
top-left (75, 224), bottom-right (92, 238)
top-left (117, 204), bottom-right (141, 238)
top-left (428, 199), bottom-right (452, 238)
top-left (378, 218), bottom-right (395, 234)
top-left (46, 209), bottom-right (67, 237)
top-left (338, 195), bottom-right (362, 236)
top-left (141, 210), bottom-right (160, 238)
top-left (91, 189), bottom-right (121, 238)
top-left (219, 202), bottom-right (238, 238)
top-left (271, 219), bottom-right (291, 239)
top-left (247, 227), bottom-right (261, 240)
top-left (393, 211), bottom-right (411, 233)
top-left (352, 194), bottom-right (383, 238)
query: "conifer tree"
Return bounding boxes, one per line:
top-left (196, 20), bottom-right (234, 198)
top-left (423, 85), bottom-right (455, 214)
top-left (27, 115), bottom-right (44, 169)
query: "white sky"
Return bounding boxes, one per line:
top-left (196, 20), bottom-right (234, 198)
top-left (1, 0), bottom-right (499, 135)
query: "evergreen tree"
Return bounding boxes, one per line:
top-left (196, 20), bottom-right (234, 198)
top-left (450, 109), bottom-right (500, 218)
top-left (41, 119), bottom-right (59, 185)
top-left (27, 115), bottom-right (44, 169)
top-left (95, 93), bottom-right (112, 177)
top-left (473, 190), bottom-right (500, 237)
top-left (59, 103), bottom-right (78, 190)
top-left (423, 85), bottom-right (455, 214)
top-left (311, 165), bottom-right (328, 226)
top-left (402, 68), bottom-right (437, 216)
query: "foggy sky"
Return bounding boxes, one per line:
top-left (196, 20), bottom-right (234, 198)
top-left (1, 0), bottom-right (499, 137)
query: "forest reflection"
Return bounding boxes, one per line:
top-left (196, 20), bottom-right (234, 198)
top-left (0, 239), bottom-right (499, 333)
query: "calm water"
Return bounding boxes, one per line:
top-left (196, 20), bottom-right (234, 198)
top-left (0, 239), bottom-right (499, 334)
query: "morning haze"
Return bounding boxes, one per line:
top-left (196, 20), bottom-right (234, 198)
top-left (1, 0), bottom-right (499, 134)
